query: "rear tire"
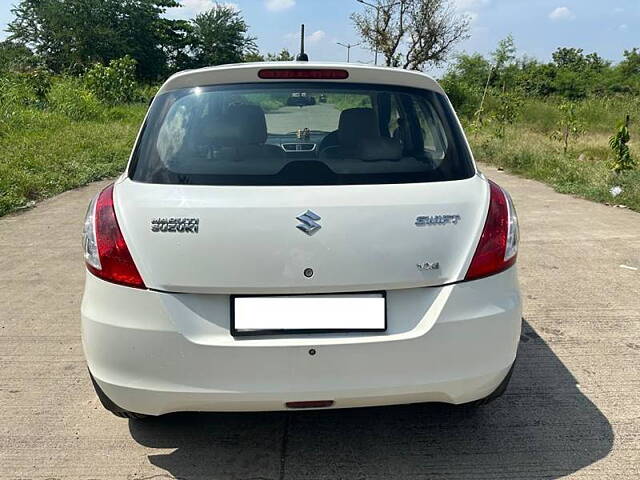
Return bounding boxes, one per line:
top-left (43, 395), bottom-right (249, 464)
top-left (110, 410), bottom-right (150, 420)
top-left (461, 359), bottom-right (516, 408)
top-left (88, 370), bottom-right (150, 420)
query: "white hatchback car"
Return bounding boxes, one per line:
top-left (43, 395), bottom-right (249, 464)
top-left (81, 62), bottom-right (521, 418)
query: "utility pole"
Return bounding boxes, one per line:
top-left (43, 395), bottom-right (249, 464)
top-left (337, 42), bottom-right (361, 62)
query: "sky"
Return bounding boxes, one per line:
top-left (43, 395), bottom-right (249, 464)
top-left (1, 0), bottom-right (639, 74)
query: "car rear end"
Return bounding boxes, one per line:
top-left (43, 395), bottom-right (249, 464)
top-left (81, 63), bottom-right (521, 416)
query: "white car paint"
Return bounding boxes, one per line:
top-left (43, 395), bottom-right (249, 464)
top-left (157, 62), bottom-right (447, 96)
top-left (82, 267), bottom-right (520, 414)
top-left (114, 175), bottom-right (489, 294)
top-left (81, 62), bottom-right (521, 415)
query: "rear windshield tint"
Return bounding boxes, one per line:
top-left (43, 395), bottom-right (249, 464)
top-left (130, 83), bottom-right (474, 186)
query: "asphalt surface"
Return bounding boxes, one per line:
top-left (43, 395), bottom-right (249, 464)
top-left (1, 165), bottom-right (639, 479)
top-left (265, 103), bottom-right (339, 133)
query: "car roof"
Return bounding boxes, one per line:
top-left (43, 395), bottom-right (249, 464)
top-left (157, 62), bottom-right (445, 96)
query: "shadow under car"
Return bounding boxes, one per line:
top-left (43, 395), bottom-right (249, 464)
top-left (128, 320), bottom-right (613, 480)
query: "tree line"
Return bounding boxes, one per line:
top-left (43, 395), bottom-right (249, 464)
top-left (1, 0), bottom-right (475, 79)
top-left (1, 0), bottom-right (637, 105)
top-left (1, 0), bottom-right (288, 80)
top-left (441, 35), bottom-right (640, 118)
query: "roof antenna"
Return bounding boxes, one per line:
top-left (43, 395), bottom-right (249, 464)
top-left (296, 24), bottom-right (309, 62)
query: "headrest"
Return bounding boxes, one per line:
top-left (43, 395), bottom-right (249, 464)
top-left (226, 104), bottom-right (268, 145)
top-left (338, 108), bottom-right (379, 148)
top-left (207, 104), bottom-right (268, 146)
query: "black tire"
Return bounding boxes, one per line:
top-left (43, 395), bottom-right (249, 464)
top-left (88, 370), bottom-right (150, 420)
top-left (110, 410), bottom-right (150, 420)
top-left (461, 359), bottom-right (516, 408)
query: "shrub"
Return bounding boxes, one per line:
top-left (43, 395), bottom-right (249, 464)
top-left (439, 78), bottom-right (482, 119)
top-left (23, 68), bottom-right (52, 102)
top-left (493, 91), bottom-right (523, 138)
top-left (85, 56), bottom-right (139, 104)
top-left (551, 101), bottom-right (583, 154)
top-left (138, 84), bottom-right (160, 104)
top-left (0, 72), bottom-right (47, 135)
top-left (609, 116), bottom-right (636, 173)
top-left (47, 76), bottom-right (102, 121)
top-left (0, 72), bottom-right (39, 106)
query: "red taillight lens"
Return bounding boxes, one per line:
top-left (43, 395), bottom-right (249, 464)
top-left (258, 69), bottom-right (349, 80)
top-left (465, 180), bottom-right (518, 281)
top-left (85, 184), bottom-right (146, 289)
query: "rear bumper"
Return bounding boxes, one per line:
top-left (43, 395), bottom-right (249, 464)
top-left (81, 269), bottom-right (522, 415)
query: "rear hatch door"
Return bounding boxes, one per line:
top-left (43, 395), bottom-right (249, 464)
top-left (114, 175), bottom-right (488, 294)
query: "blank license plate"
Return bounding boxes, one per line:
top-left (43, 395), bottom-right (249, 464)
top-left (231, 293), bottom-right (386, 336)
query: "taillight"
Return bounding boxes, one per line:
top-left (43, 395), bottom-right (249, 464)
top-left (465, 180), bottom-right (519, 281)
top-left (82, 184), bottom-right (146, 289)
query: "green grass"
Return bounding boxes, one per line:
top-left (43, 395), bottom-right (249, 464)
top-left (0, 103), bottom-right (146, 217)
top-left (523, 97), bottom-right (640, 135)
top-left (0, 73), bottom-right (152, 217)
top-left (468, 127), bottom-right (640, 212)
top-left (1, 73), bottom-right (638, 218)
top-left (464, 93), bottom-right (640, 212)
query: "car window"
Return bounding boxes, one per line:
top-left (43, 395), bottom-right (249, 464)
top-left (388, 94), bottom-right (402, 140)
top-left (412, 96), bottom-right (448, 159)
top-left (131, 83), bottom-right (474, 186)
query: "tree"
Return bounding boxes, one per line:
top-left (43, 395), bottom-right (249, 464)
top-left (584, 52), bottom-right (610, 72)
top-left (551, 101), bottom-right (583, 154)
top-left (553, 68), bottom-right (588, 99)
top-left (447, 53), bottom-right (492, 88)
top-left (267, 49), bottom-right (295, 62)
top-left (493, 91), bottom-right (522, 138)
top-left (491, 35), bottom-right (518, 90)
top-left (519, 61), bottom-right (556, 96)
top-left (491, 35), bottom-right (516, 71)
top-left (189, 5), bottom-right (257, 68)
top-left (0, 40), bottom-right (37, 72)
top-left (438, 53), bottom-right (490, 117)
top-left (7, 0), bottom-right (189, 79)
top-left (552, 47), bottom-right (586, 70)
top-left (85, 56), bottom-right (138, 104)
top-left (244, 48), bottom-right (294, 63)
top-left (351, 0), bottom-right (469, 70)
top-left (619, 48), bottom-right (640, 76)
top-left (244, 52), bottom-right (265, 62)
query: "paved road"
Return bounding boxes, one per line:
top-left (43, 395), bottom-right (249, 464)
top-left (265, 103), bottom-right (339, 133)
top-left (1, 165), bottom-right (638, 479)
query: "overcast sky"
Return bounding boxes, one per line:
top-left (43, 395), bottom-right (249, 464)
top-left (1, 0), bottom-right (639, 74)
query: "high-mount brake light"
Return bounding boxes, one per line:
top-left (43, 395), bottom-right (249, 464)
top-left (82, 184), bottom-right (146, 289)
top-left (286, 400), bottom-right (334, 409)
top-left (258, 69), bottom-right (349, 80)
top-left (465, 180), bottom-right (519, 281)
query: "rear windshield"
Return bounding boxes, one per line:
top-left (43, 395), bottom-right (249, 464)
top-left (130, 83), bottom-right (474, 186)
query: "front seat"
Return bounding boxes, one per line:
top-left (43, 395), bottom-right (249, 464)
top-left (212, 104), bottom-right (284, 161)
top-left (320, 107), bottom-right (401, 161)
top-left (320, 107), bottom-right (379, 158)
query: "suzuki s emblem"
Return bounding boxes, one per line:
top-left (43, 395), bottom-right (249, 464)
top-left (296, 210), bottom-right (322, 236)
